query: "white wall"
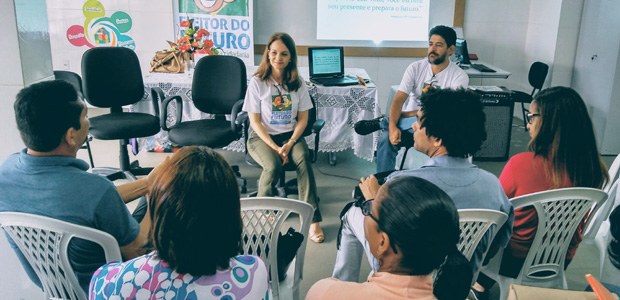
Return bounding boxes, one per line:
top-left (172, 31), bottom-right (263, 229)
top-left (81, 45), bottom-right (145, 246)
top-left (572, 0), bottom-right (620, 154)
top-left (0, 2), bottom-right (47, 298)
top-left (1, 0), bottom-right (26, 160)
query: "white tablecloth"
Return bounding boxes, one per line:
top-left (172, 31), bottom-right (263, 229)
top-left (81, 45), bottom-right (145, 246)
top-left (133, 67), bottom-right (379, 161)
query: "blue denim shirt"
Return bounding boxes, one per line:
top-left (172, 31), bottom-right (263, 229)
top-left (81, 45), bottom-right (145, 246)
top-left (389, 155), bottom-right (514, 272)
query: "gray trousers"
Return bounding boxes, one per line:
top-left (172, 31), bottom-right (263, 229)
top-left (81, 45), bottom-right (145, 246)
top-left (332, 205), bottom-right (378, 281)
top-left (247, 131), bottom-right (322, 222)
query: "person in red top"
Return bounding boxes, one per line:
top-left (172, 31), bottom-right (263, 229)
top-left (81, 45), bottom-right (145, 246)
top-left (474, 86), bottom-right (609, 298)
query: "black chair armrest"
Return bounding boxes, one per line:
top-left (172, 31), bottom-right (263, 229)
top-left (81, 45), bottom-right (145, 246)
top-left (230, 99), bottom-right (245, 133)
top-left (160, 95), bottom-right (183, 131)
top-left (236, 111), bottom-right (248, 126)
top-left (150, 87), bottom-right (164, 117)
top-left (313, 119), bottom-right (325, 134)
top-left (311, 119), bottom-right (325, 163)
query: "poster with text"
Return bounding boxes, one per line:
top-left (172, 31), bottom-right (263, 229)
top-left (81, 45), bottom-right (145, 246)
top-left (174, 0), bottom-right (254, 65)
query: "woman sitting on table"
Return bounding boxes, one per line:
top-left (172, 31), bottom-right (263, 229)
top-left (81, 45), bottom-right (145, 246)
top-left (474, 86), bottom-right (609, 297)
top-left (89, 146), bottom-right (270, 299)
top-left (242, 32), bottom-right (324, 243)
top-left (307, 176), bottom-right (472, 300)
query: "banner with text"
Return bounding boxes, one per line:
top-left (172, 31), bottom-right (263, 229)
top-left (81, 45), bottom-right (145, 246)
top-left (174, 0), bottom-right (254, 65)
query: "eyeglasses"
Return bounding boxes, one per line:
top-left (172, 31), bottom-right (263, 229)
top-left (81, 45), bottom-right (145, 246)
top-left (361, 199), bottom-right (380, 224)
top-left (526, 112), bottom-right (540, 124)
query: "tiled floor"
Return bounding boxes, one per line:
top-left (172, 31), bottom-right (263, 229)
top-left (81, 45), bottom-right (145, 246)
top-left (1, 107), bottom-right (612, 299)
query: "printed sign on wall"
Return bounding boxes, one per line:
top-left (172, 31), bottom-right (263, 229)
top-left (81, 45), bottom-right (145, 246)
top-left (65, 0), bottom-right (134, 49)
top-left (174, 0), bottom-right (254, 65)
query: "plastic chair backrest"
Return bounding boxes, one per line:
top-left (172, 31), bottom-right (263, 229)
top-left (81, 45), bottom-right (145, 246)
top-left (458, 209), bottom-right (508, 282)
top-left (0, 212), bottom-right (122, 300)
top-left (192, 55), bottom-right (247, 114)
top-left (81, 47), bottom-right (145, 109)
top-left (584, 181), bottom-right (618, 240)
top-left (603, 154), bottom-right (620, 193)
top-left (239, 197), bottom-right (313, 300)
top-left (528, 61), bottom-right (549, 94)
top-left (511, 188), bottom-right (607, 287)
top-left (458, 209), bottom-right (509, 261)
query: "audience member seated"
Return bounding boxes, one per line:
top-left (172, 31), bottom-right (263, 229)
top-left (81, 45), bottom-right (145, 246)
top-left (474, 86), bottom-right (610, 298)
top-left (332, 89), bottom-right (514, 282)
top-left (307, 176), bottom-right (473, 300)
top-left (89, 146), bottom-right (270, 299)
top-left (243, 32), bottom-right (324, 243)
top-left (0, 80), bottom-right (162, 292)
top-left (353, 25), bottom-right (469, 173)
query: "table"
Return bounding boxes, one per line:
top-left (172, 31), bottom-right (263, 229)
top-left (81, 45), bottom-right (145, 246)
top-left (462, 61), bottom-right (511, 79)
top-left (133, 67), bottom-right (379, 162)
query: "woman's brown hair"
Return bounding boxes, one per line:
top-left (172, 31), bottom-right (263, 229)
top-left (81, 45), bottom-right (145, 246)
top-left (529, 86), bottom-right (608, 189)
top-left (148, 146), bottom-right (242, 276)
top-left (255, 32), bottom-right (302, 91)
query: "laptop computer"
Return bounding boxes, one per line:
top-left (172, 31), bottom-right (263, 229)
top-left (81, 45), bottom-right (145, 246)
top-left (308, 47), bottom-right (359, 86)
top-left (455, 38), bottom-right (471, 65)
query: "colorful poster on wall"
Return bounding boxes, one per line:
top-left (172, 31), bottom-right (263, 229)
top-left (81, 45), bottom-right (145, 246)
top-left (65, 0), bottom-right (135, 49)
top-left (174, 0), bottom-right (254, 65)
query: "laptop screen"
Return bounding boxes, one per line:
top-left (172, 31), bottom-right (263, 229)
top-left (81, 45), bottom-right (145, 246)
top-left (308, 47), bottom-right (345, 79)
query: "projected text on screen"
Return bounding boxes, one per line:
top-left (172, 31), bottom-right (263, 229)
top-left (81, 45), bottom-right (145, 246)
top-left (317, 0), bottom-right (430, 42)
top-left (312, 48), bottom-right (342, 74)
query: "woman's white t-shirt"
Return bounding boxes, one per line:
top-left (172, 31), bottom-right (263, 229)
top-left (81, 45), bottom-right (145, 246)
top-left (242, 75), bottom-right (313, 135)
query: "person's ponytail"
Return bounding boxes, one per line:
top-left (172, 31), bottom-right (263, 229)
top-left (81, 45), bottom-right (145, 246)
top-left (433, 247), bottom-right (473, 300)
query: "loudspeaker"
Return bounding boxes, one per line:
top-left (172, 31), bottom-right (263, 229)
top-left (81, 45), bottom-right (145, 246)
top-left (472, 88), bottom-right (514, 161)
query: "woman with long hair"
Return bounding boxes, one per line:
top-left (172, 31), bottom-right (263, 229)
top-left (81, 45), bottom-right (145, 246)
top-left (474, 86), bottom-right (609, 297)
top-left (89, 146), bottom-right (270, 299)
top-left (307, 176), bottom-right (473, 300)
top-left (242, 32), bottom-right (324, 243)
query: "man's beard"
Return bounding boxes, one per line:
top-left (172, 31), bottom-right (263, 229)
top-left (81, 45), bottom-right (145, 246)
top-left (428, 52), bottom-right (447, 65)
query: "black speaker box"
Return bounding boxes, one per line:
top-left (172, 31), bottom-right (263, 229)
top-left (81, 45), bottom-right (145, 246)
top-left (472, 87), bottom-right (514, 161)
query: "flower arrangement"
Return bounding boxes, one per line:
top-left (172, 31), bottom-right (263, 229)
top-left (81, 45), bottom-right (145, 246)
top-left (168, 19), bottom-right (219, 57)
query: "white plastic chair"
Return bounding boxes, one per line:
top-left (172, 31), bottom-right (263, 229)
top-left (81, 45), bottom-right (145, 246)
top-left (603, 154), bottom-right (620, 193)
top-left (582, 181), bottom-right (619, 277)
top-left (480, 188), bottom-right (607, 300)
top-left (0, 212), bottom-right (122, 300)
top-left (458, 209), bottom-right (509, 283)
top-left (239, 197), bottom-right (313, 300)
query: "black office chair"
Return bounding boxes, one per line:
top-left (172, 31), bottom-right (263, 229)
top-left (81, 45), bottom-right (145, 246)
top-left (53, 70), bottom-right (95, 168)
top-left (81, 47), bottom-right (176, 180)
top-left (243, 95), bottom-right (325, 197)
top-left (159, 55), bottom-right (247, 192)
top-left (512, 61), bottom-right (549, 130)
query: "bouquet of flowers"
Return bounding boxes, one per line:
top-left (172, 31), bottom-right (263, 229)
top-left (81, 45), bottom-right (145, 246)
top-left (168, 19), bottom-right (219, 57)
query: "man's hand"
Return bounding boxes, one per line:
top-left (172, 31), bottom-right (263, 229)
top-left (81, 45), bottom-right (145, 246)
top-left (389, 126), bottom-right (402, 145)
top-left (359, 175), bottom-right (380, 200)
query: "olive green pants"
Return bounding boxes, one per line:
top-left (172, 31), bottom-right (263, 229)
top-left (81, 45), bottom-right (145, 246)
top-left (247, 131), bottom-right (322, 222)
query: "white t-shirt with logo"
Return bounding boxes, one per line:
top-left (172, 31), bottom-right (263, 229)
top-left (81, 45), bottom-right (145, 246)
top-left (398, 59), bottom-right (469, 111)
top-left (242, 75), bottom-right (313, 135)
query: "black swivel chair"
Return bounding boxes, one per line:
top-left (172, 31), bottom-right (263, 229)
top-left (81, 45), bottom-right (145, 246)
top-left (243, 95), bottom-right (325, 197)
top-left (159, 55), bottom-right (247, 192)
top-left (81, 47), bottom-right (177, 180)
top-left (512, 61), bottom-right (549, 130)
top-left (53, 70), bottom-right (95, 168)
